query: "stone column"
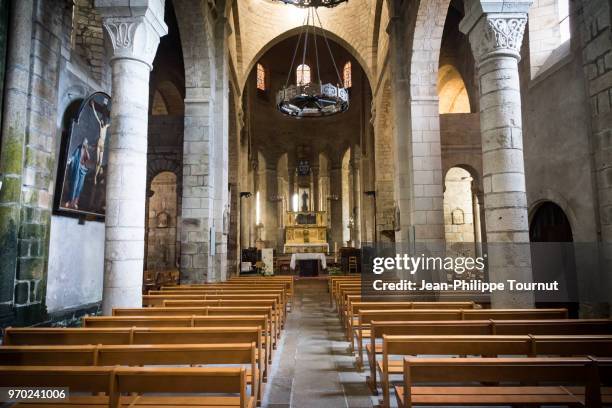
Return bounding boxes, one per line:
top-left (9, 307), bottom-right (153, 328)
top-left (311, 165), bottom-right (319, 211)
top-left (0, 0), bottom-right (33, 324)
top-left (352, 149), bottom-right (362, 247)
top-left (388, 9), bottom-right (445, 244)
top-left (329, 164), bottom-right (343, 249)
top-left (212, 16), bottom-right (230, 281)
top-left (460, 1), bottom-right (533, 307)
top-left (96, 0), bottom-right (167, 314)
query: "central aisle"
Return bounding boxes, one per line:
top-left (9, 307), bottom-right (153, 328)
top-left (263, 279), bottom-right (374, 408)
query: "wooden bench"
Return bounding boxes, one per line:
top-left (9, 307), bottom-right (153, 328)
top-left (160, 298), bottom-right (285, 329)
top-left (394, 357), bottom-right (600, 408)
top-left (354, 308), bottom-right (568, 366)
top-left (174, 280), bottom-right (293, 303)
top-left (366, 318), bottom-right (612, 396)
top-left (345, 301), bottom-right (477, 346)
top-left (112, 305), bottom-right (279, 347)
top-left (377, 334), bottom-right (612, 407)
top-left (0, 365), bottom-right (254, 408)
top-left (3, 326), bottom-right (269, 382)
top-left (1, 342), bottom-right (261, 404)
top-left (82, 314), bottom-right (272, 376)
top-left (148, 289), bottom-right (288, 321)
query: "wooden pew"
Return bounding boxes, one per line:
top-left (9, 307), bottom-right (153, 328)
top-left (112, 306), bottom-right (279, 346)
top-left (161, 298), bottom-right (285, 329)
top-left (354, 308), bottom-right (568, 366)
top-left (0, 343), bottom-right (261, 404)
top-left (147, 290), bottom-right (288, 323)
top-left (174, 280), bottom-right (293, 302)
top-left (345, 301), bottom-right (477, 346)
top-left (82, 314), bottom-right (272, 377)
top-left (394, 357), bottom-right (597, 408)
top-left (0, 366), bottom-right (254, 408)
top-left (377, 334), bottom-right (612, 407)
top-left (365, 318), bottom-right (612, 395)
top-left (3, 326), bottom-right (268, 383)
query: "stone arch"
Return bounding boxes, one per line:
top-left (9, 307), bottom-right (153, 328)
top-left (528, 191), bottom-right (577, 241)
top-left (151, 80), bottom-right (185, 115)
top-left (173, 0), bottom-right (214, 91)
top-left (147, 157), bottom-right (182, 188)
top-left (442, 163), bottom-right (481, 194)
top-left (529, 200), bottom-right (574, 242)
top-left (409, 0), bottom-right (451, 100)
top-left (230, 0), bottom-right (244, 73)
top-left (241, 26), bottom-right (374, 93)
top-left (437, 64), bottom-right (471, 113)
top-left (371, 0), bottom-right (385, 74)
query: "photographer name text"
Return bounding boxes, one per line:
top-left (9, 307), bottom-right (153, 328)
top-left (372, 279), bottom-right (560, 293)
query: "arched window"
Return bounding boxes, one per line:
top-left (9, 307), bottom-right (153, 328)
top-left (558, 0), bottom-right (570, 43)
top-left (257, 63), bottom-right (266, 91)
top-left (528, 0), bottom-right (571, 78)
top-left (296, 64), bottom-right (311, 86)
top-left (343, 61), bottom-right (352, 88)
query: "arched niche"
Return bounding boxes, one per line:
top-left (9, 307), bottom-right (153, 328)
top-left (146, 171), bottom-right (178, 271)
top-left (438, 64), bottom-right (471, 114)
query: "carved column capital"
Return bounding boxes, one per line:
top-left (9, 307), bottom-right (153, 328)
top-left (95, 0), bottom-right (168, 69)
top-left (462, 13), bottom-right (528, 63)
top-left (459, 0), bottom-right (532, 64)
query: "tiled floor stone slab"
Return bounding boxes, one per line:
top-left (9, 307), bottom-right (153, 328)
top-left (262, 279), bottom-right (377, 408)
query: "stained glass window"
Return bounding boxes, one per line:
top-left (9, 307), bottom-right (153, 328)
top-left (257, 63), bottom-right (266, 91)
top-left (296, 64), bottom-right (311, 86)
top-left (343, 61), bottom-right (352, 88)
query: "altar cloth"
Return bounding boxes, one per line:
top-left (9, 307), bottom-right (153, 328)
top-left (290, 253), bottom-right (327, 270)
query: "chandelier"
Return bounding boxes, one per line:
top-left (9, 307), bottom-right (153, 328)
top-left (277, 0), bottom-right (348, 7)
top-left (276, 7), bottom-right (349, 118)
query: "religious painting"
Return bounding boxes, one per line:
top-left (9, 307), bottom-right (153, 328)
top-left (55, 92), bottom-right (111, 218)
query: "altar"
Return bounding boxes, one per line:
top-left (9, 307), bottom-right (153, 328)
top-left (290, 253), bottom-right (327, 277)
top-left (283, 211), bottom-right (329, 254)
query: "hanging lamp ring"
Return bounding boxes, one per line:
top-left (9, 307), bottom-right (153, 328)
top-left (276, 0), bottom-right (348, 8)
top-left (276, 6), bottom-right (350, 118)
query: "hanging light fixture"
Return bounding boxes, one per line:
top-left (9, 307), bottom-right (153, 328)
top-left (276, 7), bottom-right (349, 118)
top-left (277, 0), bottom-right (348, 7)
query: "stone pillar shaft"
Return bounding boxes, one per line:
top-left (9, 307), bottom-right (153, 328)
top-left (0, 0), bottom-right (33, 322)
top-left (96, 1), bottom-right (167, 314)
top-left (461, 4), bottom-right (533, 307)
top-left (103, 59), bottom-right (151, 313)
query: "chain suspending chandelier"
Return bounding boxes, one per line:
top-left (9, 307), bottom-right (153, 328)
top-left (276, 7), bottom-right (349, 118)
top-left (277, 0), bottom-right (348, 7)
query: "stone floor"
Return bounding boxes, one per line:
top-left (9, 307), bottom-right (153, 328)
top-left (262, 279), bottom-right (377, 408)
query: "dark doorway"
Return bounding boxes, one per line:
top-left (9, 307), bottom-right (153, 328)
top-left (530, 202), bottom-right (573, 242)
top-left (530, 201), bottom-right (577, 317)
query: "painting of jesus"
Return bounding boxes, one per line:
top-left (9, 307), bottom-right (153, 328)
top-left (55, 92), bottom-right (111, 218)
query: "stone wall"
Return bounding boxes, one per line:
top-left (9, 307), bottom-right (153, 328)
top-left (577, 0), bottom-right (612, 242)
top-left (72, 0), bottom-right (107, 85)
top-left (0, 0), bottom-right (113, 326)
